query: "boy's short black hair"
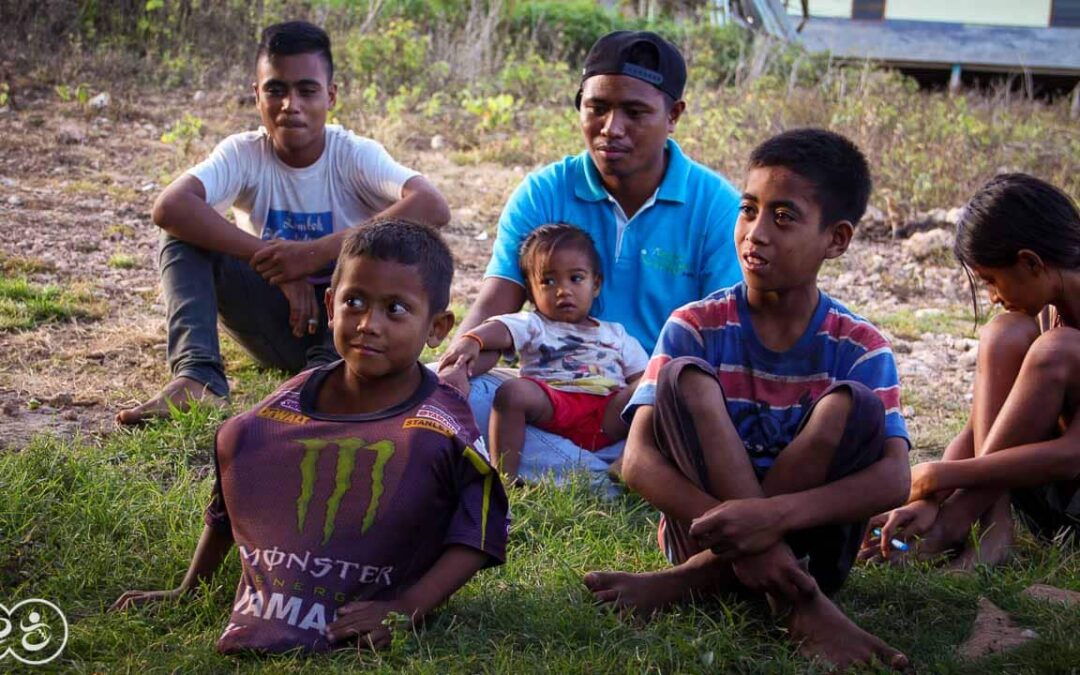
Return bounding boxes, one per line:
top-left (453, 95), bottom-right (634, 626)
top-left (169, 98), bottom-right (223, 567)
top-left (748, 128), bottom-right (872, 228)
top-left (331, 219), bottom-right (453, 313)
top-left (257, 21), bottom-right (334, 82)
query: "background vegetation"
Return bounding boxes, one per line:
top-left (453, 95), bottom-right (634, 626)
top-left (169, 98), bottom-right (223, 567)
top-left (1, 0), bottom-right (1076, 223)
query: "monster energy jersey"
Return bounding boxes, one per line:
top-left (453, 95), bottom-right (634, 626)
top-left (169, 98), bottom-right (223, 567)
top-left (204, 362), bottom-right (509, 654)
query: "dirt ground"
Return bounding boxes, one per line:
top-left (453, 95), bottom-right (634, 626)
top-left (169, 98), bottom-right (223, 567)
top-left (0, 86), bottom-right (976, 457)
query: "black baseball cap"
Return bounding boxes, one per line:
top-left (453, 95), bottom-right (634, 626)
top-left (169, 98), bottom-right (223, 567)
top-left (574, 31), bottom-right (687, 109)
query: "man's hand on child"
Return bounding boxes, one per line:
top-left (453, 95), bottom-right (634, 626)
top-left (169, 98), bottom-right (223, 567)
top-left (279, 279), bottom-right (319, 337)
top-left (251, 239), bottom-right (328, 285)
top-left (437, 337), bottom-right (481, 375)
top-left (730, 543), bottom-right (817, 602)
top-left (439, 356), bottom-right (472, 396)
top-left (907, 461), bottom-right (943, 503)
top-left (326, 600), bottom-right (410, 650)
top-left (689, 497), bottom-right (786, 557)
top-left (109, 587), bottom-right (185, 612)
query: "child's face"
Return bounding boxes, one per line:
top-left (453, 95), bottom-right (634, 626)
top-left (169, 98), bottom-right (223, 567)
top-left (971, 256), bottom-right (1051, 316)
top-left (326, 255), bottom-right (453, 382)
top-left (528, 247), bottom-right (601, 325)
top-left (735, 166), bottom-right (851, 294)
top-left (254, 52), bottom-right (336, 165)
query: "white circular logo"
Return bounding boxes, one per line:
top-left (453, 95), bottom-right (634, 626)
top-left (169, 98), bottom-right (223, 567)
top-left (0, 599), bottom-right (69, 665)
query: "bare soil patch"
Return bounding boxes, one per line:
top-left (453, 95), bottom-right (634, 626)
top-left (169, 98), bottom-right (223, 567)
top-left (0, 87), bottom-right (975, 453)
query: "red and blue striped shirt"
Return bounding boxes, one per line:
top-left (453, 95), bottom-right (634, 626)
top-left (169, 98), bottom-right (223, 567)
top-left (626, 283), bottom-right (909, 476)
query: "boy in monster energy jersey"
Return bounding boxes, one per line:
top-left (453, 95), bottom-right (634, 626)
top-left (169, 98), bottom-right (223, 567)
top-left (112, 220), bottom-right (509, 654)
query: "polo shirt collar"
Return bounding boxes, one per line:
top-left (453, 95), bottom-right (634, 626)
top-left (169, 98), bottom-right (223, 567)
top-left (574, 138), bottom-right (691, 204)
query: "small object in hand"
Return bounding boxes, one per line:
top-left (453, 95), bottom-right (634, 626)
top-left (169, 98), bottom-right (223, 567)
top-left (307, 318), bottom-right (318, 334)
top-left (872, 527), bottom-right (910, 552)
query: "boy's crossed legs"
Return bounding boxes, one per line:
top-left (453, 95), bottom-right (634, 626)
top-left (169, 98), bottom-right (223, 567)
top-left (584, 357), bottom-right (908, 670)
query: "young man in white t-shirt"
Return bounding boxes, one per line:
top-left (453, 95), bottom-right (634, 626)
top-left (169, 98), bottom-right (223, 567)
top-left (118, 21), bottom-right (450, 424)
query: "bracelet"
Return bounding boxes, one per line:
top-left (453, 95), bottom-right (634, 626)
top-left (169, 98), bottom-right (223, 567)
top-left (460, 332), bottom-right (485, 351)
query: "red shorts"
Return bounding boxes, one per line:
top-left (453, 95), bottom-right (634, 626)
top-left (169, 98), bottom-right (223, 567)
top-left (524, 377), bottom-right (618, 451)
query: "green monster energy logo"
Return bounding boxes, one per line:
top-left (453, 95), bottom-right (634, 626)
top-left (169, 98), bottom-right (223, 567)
top-left (295, 438), bottom-right (396, 544)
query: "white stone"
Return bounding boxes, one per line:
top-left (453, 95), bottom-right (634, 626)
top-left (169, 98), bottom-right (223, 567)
top-left (89, 92), bottom-right (110, 109)
top-left (192, 90), bottom-right (206, 103)
top-left (903, 229), bottom-right (954, 261)
top-left (430, 134), bottom-right (445, 150)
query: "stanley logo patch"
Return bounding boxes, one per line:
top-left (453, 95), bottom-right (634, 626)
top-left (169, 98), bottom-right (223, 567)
top-left (402, 417), bottom-right (455, 437)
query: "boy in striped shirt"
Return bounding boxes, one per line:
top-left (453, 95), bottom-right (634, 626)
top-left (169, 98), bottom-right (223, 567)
top-left (585, 129), bottom-right (911, 671)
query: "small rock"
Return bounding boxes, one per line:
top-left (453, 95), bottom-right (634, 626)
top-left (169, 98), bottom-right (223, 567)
top-left (914, 308), bottom-right (945, 319)
top-left (60, 410), bottom-right (78, 421)
top-left (192, 90), bottom-right (206, 103)
top-left (959, 348), bottom-right (979, 368)
top-left (474, 231), bottom-right (490, 241)
top-left (88, 92), bottom-right (110, 109)
top-left (0, 177), bottom-right (15, 188)
top-left (7, 195), bottom-right (22, 206)
top-left (138, 182), bottom-right (157, 192)
top-left (903, 229), bottom-right (954, 261)
top-left (430, 134), bottom-right (445, 151)
top-left (56, 123), bottom-right (85, 144)
top-left (1022, 584), bottom-right (1080, 608)
top-left (958, 598), bottom-right (1037, 660)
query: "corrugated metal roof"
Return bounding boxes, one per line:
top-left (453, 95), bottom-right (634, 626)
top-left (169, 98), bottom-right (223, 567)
top-left (798, 17), bottom-right (1080, 75)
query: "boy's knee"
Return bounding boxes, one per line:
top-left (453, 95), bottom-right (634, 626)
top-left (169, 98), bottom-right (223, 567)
top-left (657, 357), bottom-right (721, 411)
top-left (802, 382), bottom-right (879, 451)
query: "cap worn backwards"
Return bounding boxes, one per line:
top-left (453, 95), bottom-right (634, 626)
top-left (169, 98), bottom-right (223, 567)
top-left (574, 30), bottom-right (687, 108)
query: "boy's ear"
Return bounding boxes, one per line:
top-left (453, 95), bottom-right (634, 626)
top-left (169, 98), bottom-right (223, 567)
top-left (251, 81), bottom-right (259, 105)
top-left (324, 287), bottom-right (335, 326)
top-left (824, 220), bottom-right (854, 259)
top-left (327, 82), bottom-right (338, 110)
top-left (427, 309), bottom-right (455, 348)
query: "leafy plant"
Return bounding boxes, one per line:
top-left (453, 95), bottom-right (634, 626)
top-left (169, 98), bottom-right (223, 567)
top-left (160, 113), bottom-right (204, 155)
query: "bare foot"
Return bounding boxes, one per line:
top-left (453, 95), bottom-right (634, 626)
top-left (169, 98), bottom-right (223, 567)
top-left (787, 591), bottom-right (909, 671)
top-left (583, 570), bottom-right (691, 617)
top-left (948, 509), bottom-right (1014, 572)
top-left (116, 377), bottom-right (226, 425)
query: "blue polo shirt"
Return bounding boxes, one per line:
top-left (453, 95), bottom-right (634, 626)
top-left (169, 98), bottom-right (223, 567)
top-left (484, 139), bottom-right (742, 353)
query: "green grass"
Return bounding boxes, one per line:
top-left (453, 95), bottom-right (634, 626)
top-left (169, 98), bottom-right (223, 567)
top-left (0, 276), bottom-right (102, 331)
top-left (859, 307), bottom-right (980, 342)
top-left (106, 252), bottom-right (137, 269)
top-left (3, 399), bottom-right (1080, 673)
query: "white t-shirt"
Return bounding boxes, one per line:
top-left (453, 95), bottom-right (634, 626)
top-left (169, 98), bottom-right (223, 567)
top-left (187, 125), bottom-right (419, 241)
top-left (489, 311), bottom-right (649, 395)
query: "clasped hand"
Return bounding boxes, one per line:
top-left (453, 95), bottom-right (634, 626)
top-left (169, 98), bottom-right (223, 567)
top-left (689, 497), bottom-right (787, 557)
top-left (251, 239), bottom-right (327, 285)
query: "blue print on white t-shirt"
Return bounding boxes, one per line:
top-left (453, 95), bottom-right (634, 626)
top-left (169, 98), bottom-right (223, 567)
top-left (263, 209), bottom-right (334, 241)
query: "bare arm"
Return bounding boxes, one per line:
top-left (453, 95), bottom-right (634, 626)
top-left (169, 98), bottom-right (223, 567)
top-left (916, 430), bottom-right (1080, 495)
top-left (775, 438), bottom-right (910, 531)
top-left (110, 523), bottom-right (234, 610)
top-left (152, 174), bottom-right (266, 260)
top-left (326, 545), bottom-right (488, 647)
top-left (438, 277), bottom-right (526, 374)
top-left (251, 175), bottom-right (452, 285)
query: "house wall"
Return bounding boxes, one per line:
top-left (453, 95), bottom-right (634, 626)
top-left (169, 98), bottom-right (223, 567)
top-left (793, 1), bottom-right (1052, 26)
top-left (886, 1), bottom-right (1050, 27)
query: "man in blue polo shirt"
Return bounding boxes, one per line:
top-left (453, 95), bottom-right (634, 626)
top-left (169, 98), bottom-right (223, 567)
top-left (439, 31), bottom-right (741, 488)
